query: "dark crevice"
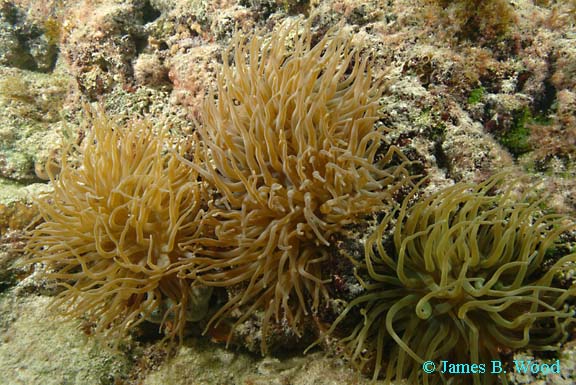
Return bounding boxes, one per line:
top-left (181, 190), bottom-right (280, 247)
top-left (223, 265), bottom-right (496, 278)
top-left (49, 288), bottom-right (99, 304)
top-left (141, 0), bottom-right (161, 24)
top-left (534, 78), bottom-right (556, 115)
top-left (434, 140), bottom-right (451, 175)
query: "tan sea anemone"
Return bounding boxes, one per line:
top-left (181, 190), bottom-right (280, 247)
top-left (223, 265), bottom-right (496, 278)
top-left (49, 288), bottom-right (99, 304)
top-left (26, 111), bottom-right (208, 340)
top-left (322, 174), bottom-right (576, 385)
top-left (182, 17), bottom-right (416, 352)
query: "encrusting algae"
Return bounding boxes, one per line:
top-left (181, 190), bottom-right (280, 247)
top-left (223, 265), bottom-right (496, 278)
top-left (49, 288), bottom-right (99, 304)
top-left (22, 14), bottom-right (576, 385)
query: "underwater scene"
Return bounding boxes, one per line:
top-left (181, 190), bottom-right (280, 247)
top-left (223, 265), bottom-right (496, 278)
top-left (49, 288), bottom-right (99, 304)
top-left (0, 0), bottom-right (575, 384)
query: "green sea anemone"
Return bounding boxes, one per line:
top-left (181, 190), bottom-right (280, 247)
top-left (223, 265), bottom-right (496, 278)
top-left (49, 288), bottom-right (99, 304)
top-left (26, 111), bottom-right (208, 341)
top-left (322, 174), bottom-right (576, 385)
top-left (182, 17), bottom-right (415, 352)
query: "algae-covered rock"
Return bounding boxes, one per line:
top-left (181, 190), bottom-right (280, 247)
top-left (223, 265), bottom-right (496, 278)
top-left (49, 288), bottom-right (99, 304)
top-left (142, 344), bottom-right (375, 385)
top-left (0, 295), bottom-right (133, 385)
top-left (0, 66), bottom-right (71, 182)
top-left (0, 1), bottom-right (60, 72)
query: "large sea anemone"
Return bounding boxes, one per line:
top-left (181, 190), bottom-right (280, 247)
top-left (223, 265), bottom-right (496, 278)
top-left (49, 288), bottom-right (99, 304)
top-left (26, 111), bottom-right (208, 340)
top-left (322, 174), bottom-right (576, 385)
top-left (182, 17), bottom-right (415, 352)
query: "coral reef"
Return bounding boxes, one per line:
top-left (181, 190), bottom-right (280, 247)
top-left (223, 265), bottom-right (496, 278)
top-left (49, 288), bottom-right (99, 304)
top-left (321, 174), bottom-right (576, 384)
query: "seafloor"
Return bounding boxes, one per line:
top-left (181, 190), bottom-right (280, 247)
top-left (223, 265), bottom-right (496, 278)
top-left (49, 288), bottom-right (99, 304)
top-left (0, 0), bottom-right (575, 384)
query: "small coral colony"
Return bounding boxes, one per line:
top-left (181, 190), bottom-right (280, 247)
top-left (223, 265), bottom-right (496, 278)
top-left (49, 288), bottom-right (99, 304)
top-left (26, 16), bottom-right (575, 385)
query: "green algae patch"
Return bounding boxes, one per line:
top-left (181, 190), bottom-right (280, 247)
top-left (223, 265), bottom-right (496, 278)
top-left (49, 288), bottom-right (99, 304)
top-left (467, 87), bottom-right (485, 105)
top-left (499, 107), bottom-right (533, 157)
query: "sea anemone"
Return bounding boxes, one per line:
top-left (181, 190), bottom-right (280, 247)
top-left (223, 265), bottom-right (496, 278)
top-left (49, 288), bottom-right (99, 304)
top-left (182, 17), bottom-right (415, 352)
top-left (26, 111), bottom-right (208, 341)
top-left (322, 174), bottom-right (576, 384)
